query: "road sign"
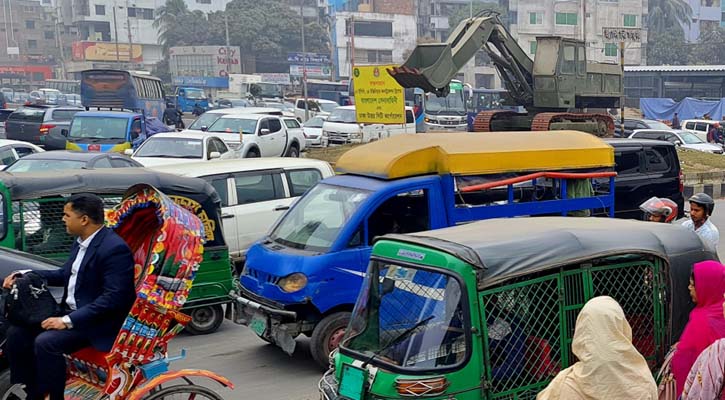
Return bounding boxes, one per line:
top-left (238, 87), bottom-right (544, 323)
top-left (352, 65), bottom-right (405, 124)
top-left (602, 27), bottom-right (642, 43)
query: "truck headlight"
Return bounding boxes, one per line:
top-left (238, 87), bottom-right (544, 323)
top-left (322, 131), bottom-right (329, 137)
top-left (349, 133), bottom-right (360, 139)
top-left (278, 273), bottom-right (307, 293)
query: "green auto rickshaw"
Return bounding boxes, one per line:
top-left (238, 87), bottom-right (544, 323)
top-left (0, 168), bottom-right (234, 334)
top-left (320, 217), bottom-right (716, 400)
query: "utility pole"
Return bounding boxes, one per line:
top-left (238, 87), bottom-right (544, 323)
top-left (126, 0), bottom-right (134, 68)
top-left (301, 0), bottom-right (309, 121)
top-left (55, 3), bottom-right (66, 78)
top-left (349, 15), bottom-right (355, 78)
top-left (225, 13), bottom-right (230, 74)
top-left (112, 1), bottom-right (121, 67)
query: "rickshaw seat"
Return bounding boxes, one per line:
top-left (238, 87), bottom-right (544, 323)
top-left (524, 336), bottom-right (560, 379)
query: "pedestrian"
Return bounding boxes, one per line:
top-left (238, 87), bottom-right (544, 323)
top-left (537, 296), bottom-right (657, 400)
top-left (192, 102), bottom-right (204, 117)
top-left (673, 113), bottom-right (681, 129)
top-left (175, 107), bottom-right (185, 129)
top-left (639, 196), bottom-right (678, 223)
top-left (683, 193), bottom-right (719, 251)
top-left (163, 103), bottom-right (177, 126)
top-left (708, 123), bottom-right (722, 144)
top-left (672, 261), bottom-right (725, 398)
top-left (3, 193), bottom-right (135, 399)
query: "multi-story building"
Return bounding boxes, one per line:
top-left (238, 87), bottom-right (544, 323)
top-left (509, 0), bottom-right (647, 65)
top-left (683, 0), bottom-right (721, 42)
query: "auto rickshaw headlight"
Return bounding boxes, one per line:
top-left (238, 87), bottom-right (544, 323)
top-left (278, 273), bottom-right (307, 293)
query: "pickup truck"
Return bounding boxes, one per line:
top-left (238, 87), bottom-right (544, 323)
top-left (203, 113), bottom-right (306, 157)
top-left (57, 111), bottom-right (171, 152)
top-left (230, 131), bottom-right (618, 367)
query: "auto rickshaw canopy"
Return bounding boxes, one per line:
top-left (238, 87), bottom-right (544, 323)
top-left (335, 131), bottom-right (614, 180)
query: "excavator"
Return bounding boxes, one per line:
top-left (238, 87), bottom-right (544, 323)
top-left (388, 12), bottom-right (622, 136)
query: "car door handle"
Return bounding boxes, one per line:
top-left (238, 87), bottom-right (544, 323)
top-left (221, 213), bottom-right (234, 219)
top-left (273, 205), bottom-right (290, 211)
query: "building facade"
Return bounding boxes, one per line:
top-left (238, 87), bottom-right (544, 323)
top-left (682, 0), bottom-right (722, 42)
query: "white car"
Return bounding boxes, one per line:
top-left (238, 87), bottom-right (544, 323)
top-left (151, 157), bottom-right (335, 265)
top-left (629, 129), bottom-right (724, 154)
top-left (302, 115), bottom-right (327, 147)
top-left (0, 139), bottom-right (44, 168)
top-left (294, 98), bottom-right (338, 123)
top-left (129, 132), bottom-right (240, 167)
top-left (680, 119), bottom-right (722, 142)
top-left (283, 117), bottom-right (305, 146)
top-left (203, 113), bottom-right (306, 158)
top-left (186, 107), bottom-right (285, 132)
top-left (322, 105), bottom-right (416, 145)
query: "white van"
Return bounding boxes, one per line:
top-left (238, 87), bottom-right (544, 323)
top-left (321, 105), bottom-right (416, 146)
top-left (151, 157), bottom-right (335, 266)
top-left (294, 98), bottom-right (338, 122)
top-left (681, 119), bottom-right (723, 142)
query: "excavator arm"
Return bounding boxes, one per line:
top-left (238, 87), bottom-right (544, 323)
top-left (389, 13), bottom-right (534, 105)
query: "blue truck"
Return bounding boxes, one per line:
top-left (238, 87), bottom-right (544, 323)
top-left (230, 131), bottom-right (617, 367)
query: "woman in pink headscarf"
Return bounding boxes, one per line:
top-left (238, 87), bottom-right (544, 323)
top-left (672, 260), bottom-right (725, 397)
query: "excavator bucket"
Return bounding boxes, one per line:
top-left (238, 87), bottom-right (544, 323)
top-left (387, 44), bottom-right (455, 97)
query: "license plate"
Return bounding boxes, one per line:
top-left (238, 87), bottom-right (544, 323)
top-left (338, 364), bottom-right (366, 400)
top-left (249, 314), bottom-right (267, 337)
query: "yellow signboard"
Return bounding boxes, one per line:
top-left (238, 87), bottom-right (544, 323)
top-left (352, 65), bottom-right (405, 124)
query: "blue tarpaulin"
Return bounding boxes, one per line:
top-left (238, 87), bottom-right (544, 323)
top-left (640, 97), bottom-right (725, 121)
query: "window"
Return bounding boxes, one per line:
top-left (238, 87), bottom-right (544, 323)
top-left (196, 0), bottom-right (212, 3)
top-left (406, 110), bottom-right (414, 124)
top-left (685, 122), bottom-right (695, 130)
top-left (346, 20), bottom-right (393, 37)
top-left (561, 45), bottom-right (576, 74)
top-left (555, 12), bottom-right (577, 25)
top-left (695, 122), bottom-right (708, 132)
top-left (27, 40), bottom-right (37, 49)
top-left (284, 119), bottom-right (301, 129)
top-left (577, 46), bottom-right (586, 75)
top-left (614, 151), bottom-right (640, 175)
top-left (109, 157), bottom-right (136, 168)
top-left (91, 157), bottom-right (113, 169)
top-left (204, 176), bottom-right (230, 207)
top-left (13, 146), bottom-right (36, 158)
top-left (268, 118), bottom-right (282, 133)
top-left (44, 31), bottom-right (54, 39)
top-left (530, 41), bottom-right (537, 55)
top-left (644, 148), bottom-right (670, 173)
top-left (623, 14), bottom-right (637, 27)
top-left (367, 190), bottom-right (430, 244)
top-left (25, 20), bottom-right (34, 29)
top-left (0, 148), bottom-right (16, 165)
top-left (128, 7), bottom-right (153, 20)
top-left (287, 169), bottom-right (323, 197)
top-left (51, 109), bottom-right (79, 121)
top-left (529, 12), bottom-right (543, 25)
top-left (605, 43), bottom-right (618, 57)
top-left (95, 5), bottom-right (105, 15)
top-left (234, 173), bottom-right (285, 205)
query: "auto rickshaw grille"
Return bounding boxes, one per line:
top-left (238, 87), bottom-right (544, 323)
top-left (479, 258), bottom-right (664, 399)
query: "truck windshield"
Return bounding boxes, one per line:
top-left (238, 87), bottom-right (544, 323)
top-left (269, 184), bottom-right (370, 252)
top-left (69, 117), bottom-right (128, 140)
top-left (342, 260), bottom-right (468, 370)
top-left (185, 88), bottom-right (206, 100)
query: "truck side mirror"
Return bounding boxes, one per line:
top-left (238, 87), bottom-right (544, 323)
top-left (209, 151), bottom-right (221, 159)
top-left (200, 126), bottom-right (208, 132)
top-left (260, 128), bottom-right (270, 136)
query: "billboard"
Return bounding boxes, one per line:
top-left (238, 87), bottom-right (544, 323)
top-left (352, 65), bottom-right (404, 124)
top-left (72, 41), bottom-right (143, 62)
top-left (169, 46), bottom-right (242, 78)
top-left (290, 65), bottom-right (332, 79)
top-left (172, 76), bottom-right (229, 88)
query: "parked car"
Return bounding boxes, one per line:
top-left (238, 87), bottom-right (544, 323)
top-left (0, 109), bottom-right (15, 138)
top-left (204, 113), bottom-right (306, 157)
top-left (603, 138), bottom-right (684, 220)
top-left (680, 119), bottom-right (724, 142)
top-left (29, 89), bottom-right (63, 105)
top-left (151, 157), bottom-right (335, 266)
top-left (629, 129), bottom-right (724, 154)
top-left (322, 105), bottom-right (416, 145)
top-left (259, 101), bottom-right (295, 118)
top-left (293, 98), bottom-right (338, 122)
top-left (187, 107), bottom-right (285, 131)
top-left (212, 98), bottom-right (252, 109)
top-left (129, 132), bottom-right (240, 167)
top-left (5, 105), bottom-right (82, 146)
top-left (3, 150), bottom-right (142, 172)
top-left (11, 92), bottom-right (28, 104)
top-left (614, 118), bottom-right (672, 138)
top-left (302, 115), bottom-right (327, 147)
top-left (0, 139), bottom-right (44, 167)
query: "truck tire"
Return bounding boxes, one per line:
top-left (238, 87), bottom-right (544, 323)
top-left (286, 143), bottom-right (300, 158)
top-left (185, 304), bottom-right (224, 335)
top-left (310, 311), bottom-right (351, 368)
top-left (246, 148), bottom-right (260, 158)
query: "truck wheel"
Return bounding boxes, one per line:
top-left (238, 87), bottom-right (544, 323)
top-left (185, 304), bottom-right (224, 335)
top-left (246, 149), bottom-right (260, 158)
top-left (310, 312), bottom-right (351, 368)
top-left (286, 144), bottom-right (300, 158)
top-left (0, 369), bottom-right (11, 398)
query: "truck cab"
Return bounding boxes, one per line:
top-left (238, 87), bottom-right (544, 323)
top-left (175, 87), bottom-right (209, 113)
top-left (64, 111), bottom-right (145, 153)
top-left (231, 131), bottom-right (617, 367)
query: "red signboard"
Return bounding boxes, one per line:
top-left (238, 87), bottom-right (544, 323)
top-left (0, 65), bottom-right (52, 80)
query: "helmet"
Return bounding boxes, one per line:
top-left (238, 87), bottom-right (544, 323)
top-left (640, 197), bottom-right (678, 223)
top-left (689, 193), bottom-right (715, 215)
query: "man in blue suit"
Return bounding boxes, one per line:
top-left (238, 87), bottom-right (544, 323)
top-left (3, 193), bottom-right (135, 400)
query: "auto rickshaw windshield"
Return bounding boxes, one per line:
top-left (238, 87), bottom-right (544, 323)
top-left (341, 260), bottom-right (469, 371)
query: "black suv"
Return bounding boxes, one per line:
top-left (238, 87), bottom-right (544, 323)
top-left (604, 138), bottom-right (684, 219)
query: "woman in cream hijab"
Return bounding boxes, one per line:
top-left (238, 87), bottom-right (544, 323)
top-left (537, 296), bottom-right (657, 400)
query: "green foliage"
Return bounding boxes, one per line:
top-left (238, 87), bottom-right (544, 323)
top-left (647, 27), bottom-right (690, 65)
top-left (688, 25), bottom-right (725, 65)
top-left (648, 0), bottom-right (692, 35)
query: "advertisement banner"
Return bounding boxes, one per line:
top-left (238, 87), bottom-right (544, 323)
top-left (169, 46), bottom-right (241, 77)
top-left (287, 52), bottom-right (330, 65)
top-left (289, 65), bottom-right (332, 79)
top-left (72, 41), bottom-right (143, 62)
top-left (352, 65), bottom-right (405, 124)
top-left (172, 76), bottom-right (229, 88)
top-left (259, 73), bottom-right (291, 85)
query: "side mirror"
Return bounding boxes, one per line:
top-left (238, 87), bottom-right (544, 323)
top-left (200, 126), bottom-right (208, 132)
top-left (123, 149), bottom-right (133, 156)
top-left (260, 128), bottom-right (270, 136)
top-left (674, 140), bottom-right (683, 146)
top-left (209, 151), bottom-right (221, 159)
top-left (61, 129), bottom-right (69, 137)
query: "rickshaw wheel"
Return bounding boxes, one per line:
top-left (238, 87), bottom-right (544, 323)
top-left (310, 312), bottom-right (351, 369)
top-left (143, 384), bottom-right (224, 400)
top-left (185, 305), bottom-right (224, 335)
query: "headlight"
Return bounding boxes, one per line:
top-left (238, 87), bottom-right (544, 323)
top-left (322, 131), bottom-right (329, 137)
top-left (278, 273), bottom-right (308, 293)
top-left (349, 132), bottom-right (360, 139)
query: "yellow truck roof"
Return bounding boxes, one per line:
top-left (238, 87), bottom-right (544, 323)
top-left (334, 131), bottom-right (614, 179)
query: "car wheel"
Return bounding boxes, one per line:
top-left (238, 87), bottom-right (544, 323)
top-left (246, 149), bottom-right (260, 158)
top-left (185, 304), bottom-right (224, 335)
top-left (286, 144), bottom-right (300, 158)
top-left (310, 311), bottom-right (351, 369)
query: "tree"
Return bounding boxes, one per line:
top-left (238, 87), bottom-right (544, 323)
top-left (688, 25), bottom-right (725, 65)
top-left (647, 27), bottom-right (690, 65)
top-left (648, 0), bottom-right (692, 35)
top-left (153, 0), bottom-right (190, 50)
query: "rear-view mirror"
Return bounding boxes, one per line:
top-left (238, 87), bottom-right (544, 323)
top-left (61, 129), bottom-right (68, 137)
top-left (209, 151), bottom-right (221, 159)
top-left (200, 126), bottom-right (208, 132)
top-left (260, 128), bottom-right (270, 136)
top-left (123, 149), bottom-right (133, 156)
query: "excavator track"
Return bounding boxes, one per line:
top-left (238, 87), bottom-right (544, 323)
top-left (531, 112), bottom-right (615, 137)
top-left (473, 110), bottom-right (522, 132)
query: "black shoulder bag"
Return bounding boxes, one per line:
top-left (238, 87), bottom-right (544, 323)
top-left (4, 272), bottom-right (58, 327)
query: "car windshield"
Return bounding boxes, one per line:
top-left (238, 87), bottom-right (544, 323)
top-left (304, 117), bottom-right (325, 128)
top-left (185, 89), bottom-right (206, 100)
top-left (269, 184), bottom-right (370, 252)
top-left (342, 260), bottom-right (468, 371)
top-left (319, 102), bottom-right (338, 113)
top-left (230, 99), bottom-right (249, 107)
top-left (208, 118), bottom-right (257, 134)
top-left (189, 113), bottom-right (220, 130)
top-left (680, 131), bottom-right (704, 144)
top-left (69, 117), bottom-right (128, 140)
top-left (327, 108), bottom-right (356, 123)
top-left (645, 120), bottom-right (671, 130)
top-left (6, 159), bottom-right (86, 172)
top-left (135, 137), bottom-right (203, 158)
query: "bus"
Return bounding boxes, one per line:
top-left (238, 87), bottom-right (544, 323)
top-left (304, 79), bottom-right (349, 104)
top-left (80, 69), bottom-right (165, 118)
top-left (44, 79), bottom-right (80, 94)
